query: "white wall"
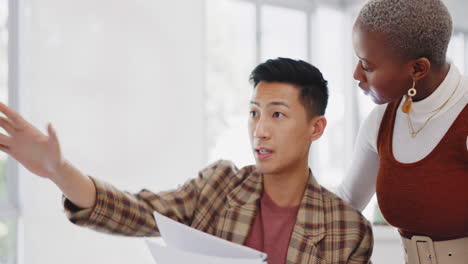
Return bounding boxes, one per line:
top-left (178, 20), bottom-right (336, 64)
top-left (17, 0), bottom-right (205, 263)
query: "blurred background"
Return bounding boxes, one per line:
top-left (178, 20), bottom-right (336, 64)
top-left (0, 0), bottom-right (467, 263)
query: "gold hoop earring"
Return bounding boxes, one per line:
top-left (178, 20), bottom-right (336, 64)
top-left (402, 80), bottom-right (416, 114)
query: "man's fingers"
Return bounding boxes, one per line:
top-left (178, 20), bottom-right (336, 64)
top-left (0, 144), bottom-right (10, 154)
top-left (0, 133), bottom-right (11, 147)
top-left (0, 102), bottom-right (26, 128)
top-left (0, 116), bottom-right (15, 135)
top-left (47, 123), bottom-right (59, 144)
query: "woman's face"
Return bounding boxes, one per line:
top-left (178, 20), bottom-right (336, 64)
top-left (352, 22), bottom-right (414, 105)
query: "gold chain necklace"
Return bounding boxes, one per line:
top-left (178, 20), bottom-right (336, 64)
top-left (406, 76), bottom-right (461, 138)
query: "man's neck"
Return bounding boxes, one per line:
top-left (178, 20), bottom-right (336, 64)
top-left (263, 162), bottom-right (309, 207)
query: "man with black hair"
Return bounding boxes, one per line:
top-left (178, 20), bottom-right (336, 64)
top-left (0, 58), bottom-right (373, 263)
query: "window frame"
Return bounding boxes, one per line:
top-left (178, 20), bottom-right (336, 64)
top-left (0, 0), bottom-right (20, 217)
top-left (238, 0), bottom-right (347, 65)
top-left (466, 32), bottom-right (468, 75)
top-left (457, 29), bottom-right (468, 75)
top-left (0, 0), bottom-right (20, 263)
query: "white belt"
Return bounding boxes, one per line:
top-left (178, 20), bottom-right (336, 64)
top-left (401, 235), bottom-right (468, 264)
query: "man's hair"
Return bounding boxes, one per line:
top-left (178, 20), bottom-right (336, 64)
top-left (249, 58), bottom-right (329, 117)
top-left (357, 0), bottom-right (452, 65)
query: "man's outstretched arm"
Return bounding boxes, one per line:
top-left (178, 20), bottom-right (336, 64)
top-left (0, 102), bottom-right (209, 236)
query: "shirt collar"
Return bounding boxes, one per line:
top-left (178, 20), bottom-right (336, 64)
top-left (227, 168), bottom-right (326, 238)
top-left (412, 64), bottom-right (462, 114)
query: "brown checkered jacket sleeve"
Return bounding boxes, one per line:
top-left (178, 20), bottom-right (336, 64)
top-left (312, 188), bottom-right (374, 263)
top-left (63, 166), bottom-right (214, 237)
top-left (347, 219), bottom-right (373, 263)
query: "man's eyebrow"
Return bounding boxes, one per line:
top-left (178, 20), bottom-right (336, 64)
top-left (268, 101), bottom-right (290, 108)
top-left (249, 101), bottom-right (290, 108)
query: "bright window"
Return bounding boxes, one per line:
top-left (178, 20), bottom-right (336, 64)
top-left (205, 0), bottom-right (256, 167)
top-left (310, 6), bottom-right (349, 187)
top-left (260, 5), bottom-right (307, 61)
top-left (448, 31), bottom-right (467, 74)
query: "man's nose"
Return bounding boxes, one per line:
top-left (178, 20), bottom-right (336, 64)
top-left (253, 119), bottom-right (271, 140)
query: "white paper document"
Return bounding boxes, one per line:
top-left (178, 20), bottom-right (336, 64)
top-left (145, 211), bottom-right (268, 264)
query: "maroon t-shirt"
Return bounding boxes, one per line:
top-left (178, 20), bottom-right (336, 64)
top-left (244, 192), bottom-right (300, 264)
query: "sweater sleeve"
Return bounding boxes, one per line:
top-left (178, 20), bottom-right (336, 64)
top-left (336, 105), bottom-right (385, 211)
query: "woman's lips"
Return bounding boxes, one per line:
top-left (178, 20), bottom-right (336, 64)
top-left (358, 83), bottom-right (371, 95)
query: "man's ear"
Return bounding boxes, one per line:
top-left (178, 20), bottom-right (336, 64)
top-left (309, 115), bottom-right (327, 142)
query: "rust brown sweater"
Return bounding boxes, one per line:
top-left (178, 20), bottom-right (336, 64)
top-left (376, 100), bottom-right (467, 241)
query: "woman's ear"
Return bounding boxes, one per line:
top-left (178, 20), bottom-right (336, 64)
top-left (412, 57), bottom-right (431, 81)
top-left (309, 115), bottom-right (327, 142)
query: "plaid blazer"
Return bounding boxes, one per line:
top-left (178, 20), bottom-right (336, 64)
top-left (64, 160), bottom-right (373, 263)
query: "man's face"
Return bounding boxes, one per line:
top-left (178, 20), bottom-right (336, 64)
top-left (248, 81), bottom-right (314, 175)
